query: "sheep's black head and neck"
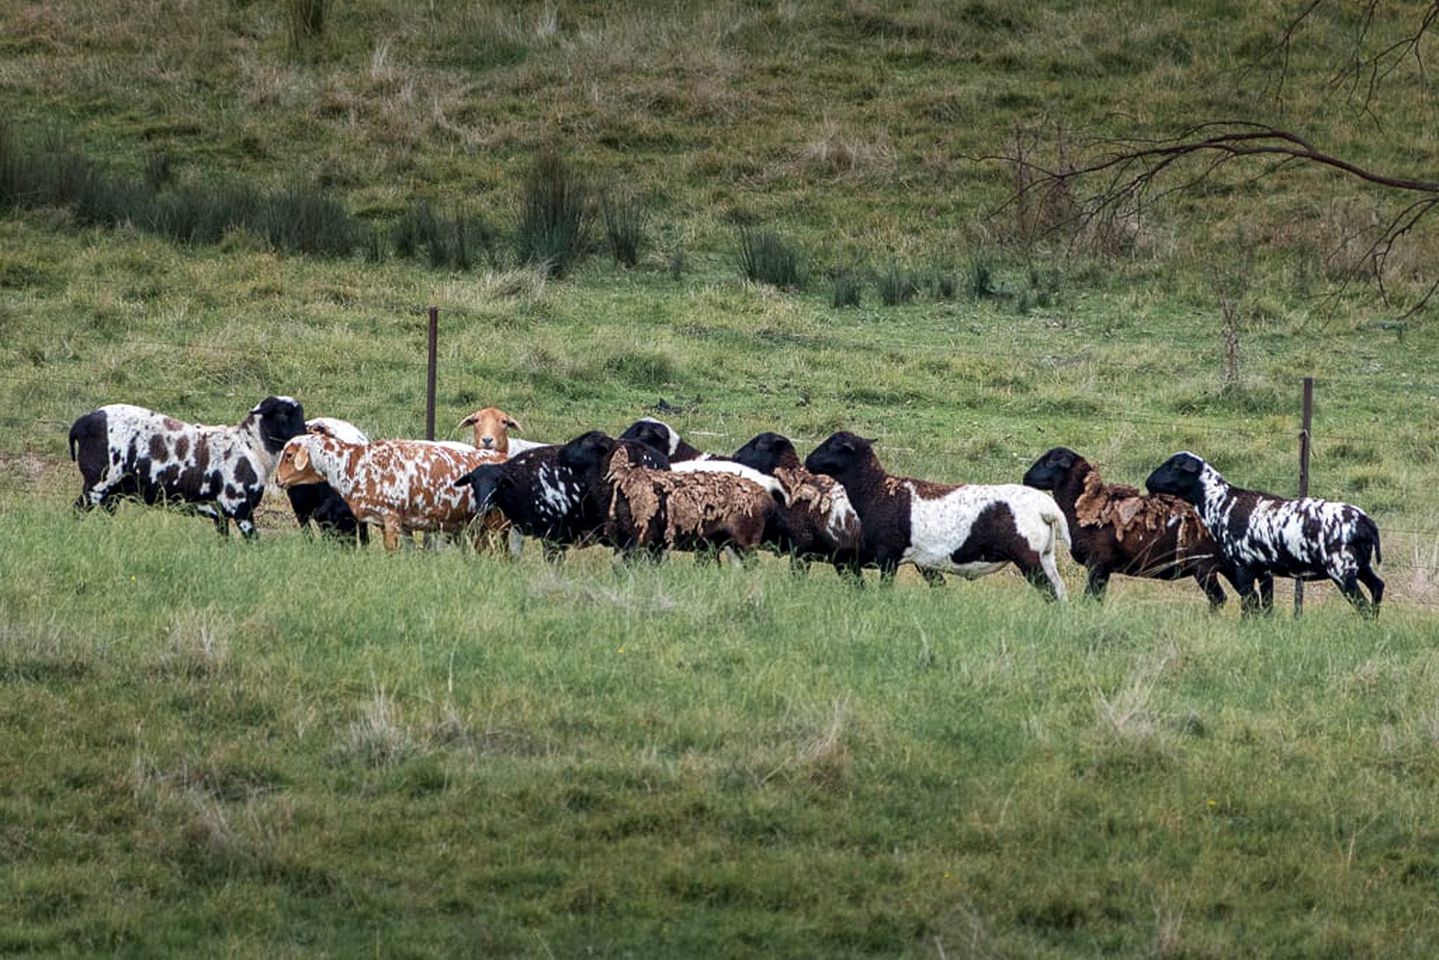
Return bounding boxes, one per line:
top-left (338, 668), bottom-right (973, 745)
top-left (1021, 447), bottom-right (1083, 491)
top-left (246, 396), bottom-right (307, 454)
top-left (453, 462), bottom-right (508, 513)
top-left (557, 430), bottom-right (619, 477)
top-left (732, 432), bottom-right (800, 474)
top-left (1145, 452), bottom-right (1207, 504)
top-left (804, 431), bottom-right (879, 481)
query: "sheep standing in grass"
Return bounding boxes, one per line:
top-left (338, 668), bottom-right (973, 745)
top-left (1023, 446), bottom-right (1234, 606)
top-left (286, 417), bottom-right (371, 545)
top-left (732, 431), bottom-right (864, 576)
top-left (805, 431), bottom-right (1070, 598)
top-left (562, 432), bottom-right (775, 560)
top-left (452, 433), bottom-right (670, 559)
top-left (275, 433), bottom-right (504, 551)
top-left (1145, 451), bottom-right (1384, 616)
top-left (68, 395), bottom-right (307, 537)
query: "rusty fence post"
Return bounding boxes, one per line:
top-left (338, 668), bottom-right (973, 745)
top-left (425, 306), bottom-right (439, 441)
top-left (1294, 375), bottom-right (1313, 616)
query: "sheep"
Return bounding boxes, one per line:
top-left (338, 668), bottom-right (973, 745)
top-left (1022, 446), bottom-right (1234, 606)
top-left (452, 432), bottom-right (670, 559)
top-left (1145, 451), bottom-right (1384, 616)
top-left (560, 431), bottom-right (774, 559)
top-left (618, 417), bottom-right (713, 462)
top-left (804, 431), bottom-right (1070, 598)
top-left (457, 407), bottom-right (524, 456)
top-left (274, 433), bottom-right (504, 551)
top-left (285, 417), bottom-right (371, 545)
top-left (731, 431), bottom-right (864, 576)
top-left (68, 395), bottom-right (306, 537)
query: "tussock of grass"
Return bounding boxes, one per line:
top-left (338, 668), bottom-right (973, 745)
top-left (737, 224), bottom-right (804, 290)
top-left (515, 147), bottom-right (589, 278)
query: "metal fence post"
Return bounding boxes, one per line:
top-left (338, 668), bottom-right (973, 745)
top-left (1294, 375), bottom-right (1313, 616)
top-left (425, 306), bottom-right (439, 441)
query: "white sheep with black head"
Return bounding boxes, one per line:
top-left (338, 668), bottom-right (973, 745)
top-left (1145, 451), bottom-right (1383, 616)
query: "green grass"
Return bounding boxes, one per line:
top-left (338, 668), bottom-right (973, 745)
top-left (3, 505), bottom-right (1439, 957)
top-left (3, 0), bottom-right (1439, 954)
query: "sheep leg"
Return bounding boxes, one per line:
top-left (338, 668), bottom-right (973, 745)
top-left (507, 526), bottom-right (525, 560)
top-left (1084, 566), bottom-right (1111, 602)
top-left (788, 553), bottom-right (811, 577)
top-left (540, 540), bottom-right (566, 564)
top-left (381, 517), bottom-right (403, 552)
top-left (833, 557), bottom-right (864, 586)
top-left (1232, 567), bottom-right (1262, 617)
top-left (877, 558), bottom-right (900, 584)
top-left (1258, 574), bottom-right (1275, 614)
top-left (1195, 568), bottom-right (1227, 609)
top-left (1357, 565), bottom-right (1385, 616)
top-left (919, 567), bottom-right (946, 588)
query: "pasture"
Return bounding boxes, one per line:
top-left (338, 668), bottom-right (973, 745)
top-left (4, 0), bottom-right (1439, 955)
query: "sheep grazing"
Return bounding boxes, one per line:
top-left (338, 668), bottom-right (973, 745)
top-left (561, 432), bottom-right (775, 558)
top-left (458, 407), bottom-right (523, 456)
top-left (1145, 451), bottom-right (1384, 616)
top-left (732, 431), bottom-right (864, 575)
top-left (618, 417), bottom-right (713, 462)
top-left (286, 417), bottom-right (371, 545)
top-left (274, 433), bottom-right (503, 551)
top-left (1022, 447), bottom-right (1233, 606)
top-left (68, 396), bottom-right (307, 537)
top-left (452, 432), bottom-right (670, 558)
top-left (805, 431), bottom-right (1070, 597)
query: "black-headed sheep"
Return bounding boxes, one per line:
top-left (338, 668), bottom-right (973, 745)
top-left (69, 396), bottom-right (306, 537)
top-left (1145, 451), bottom-right (1383, 616)
top-left (1023, 446), bottom-right (1234, 606)
top-left (805, 431), bottom-right (1070, 598)
top-left (452, 432), bottom-right (669, 558)
top-left (732, 431), bottom-right (864, 575)
top-left (561, 432), bottom-right (774, 559)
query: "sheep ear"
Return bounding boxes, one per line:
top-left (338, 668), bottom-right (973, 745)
top-left (1179, 457), bottom-right (1201, 474)
top-left (458, 412), bottom-right (480, 429)
top-left (506, 417), bottom-right (523, 433)
top-left (292, 445), bottom-right (310, 472)
top-left (1057, 451), bottom-right (1075, 469)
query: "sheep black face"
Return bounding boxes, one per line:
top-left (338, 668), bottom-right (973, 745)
top-left (1021, 447), bottom-right (1080, 491)
top-left (454, 463), bottom-right (507, 512)
top-left (1145, 452), bottom-right (1206, 504)
top-left (804, 431), bottom-right (875, 479)
top-left (557, 431), bottom-right (618, 475)
top-left (251, 396), bottom-right (308, 454)
top-left (731, 432), bottom-right (796, 475)
top-left (618, 419), bottom-right (675, 457)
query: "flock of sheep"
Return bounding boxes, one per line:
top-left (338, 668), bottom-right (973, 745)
top-left (67, 394), bottom-right (1386, 617)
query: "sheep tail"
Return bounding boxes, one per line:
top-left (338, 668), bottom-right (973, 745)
top-left (68, 425), bottom-right (78, 461)
top-left (1048, 504), bottom-right (1071, 550)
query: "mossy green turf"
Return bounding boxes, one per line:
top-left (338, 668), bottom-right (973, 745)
top-left (4, 0), bottom-right (1439, 956)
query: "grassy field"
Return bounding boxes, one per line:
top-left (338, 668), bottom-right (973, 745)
top-left (3, 0), bottom-right (1439, 956)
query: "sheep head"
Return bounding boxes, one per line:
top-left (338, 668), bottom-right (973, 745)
top-left (275, 436), bottom-right (326, 488)
top-left (459, 407), bottom-right (523, 455)
top-left (1144, 452), bottom-right (1207, 504)
top-left (804, 431), bottom-right (878, 480)
top-left (732, 432), bottom-right (800, 475)
top-left (1021, 447), bottom-right (1083, 491)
